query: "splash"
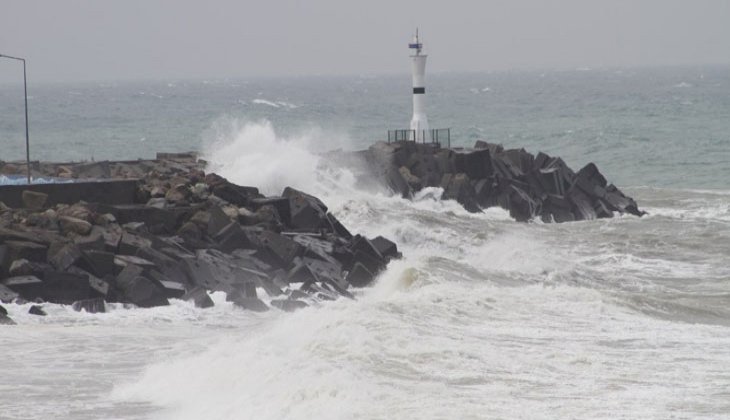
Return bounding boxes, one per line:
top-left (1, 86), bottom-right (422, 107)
top-left (204, 120), bottom-right (340, 197)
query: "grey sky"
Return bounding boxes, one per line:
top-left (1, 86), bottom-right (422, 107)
top-left (1, 0), bottom-right (729, 83)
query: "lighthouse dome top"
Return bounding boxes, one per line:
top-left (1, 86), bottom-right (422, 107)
top-left (408, 29), bottom-right (423, 55)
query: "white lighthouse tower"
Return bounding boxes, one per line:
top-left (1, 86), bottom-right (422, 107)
top-left (409, 29), bottom-right (429, 142)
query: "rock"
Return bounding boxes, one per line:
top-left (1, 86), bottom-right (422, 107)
top-left (345, 262), bottom-right (375, 287)
top-left (207, 175), bottom-right (259, 207)
top-left (326, 213), bottom-right (352, 239)
top-left (4, 240), bottom-right (48, 264)
top-left (146, 197), bottom-right (168, 209)
top-left (370, 236), bottom-right (401, 261)
top-left (453, 149), bottom-right (492, 179)
top-left (22, 190), bottom-right (48, 210)
top-left (28, 305), bottom-right (46, 316)
top-left (72, 297), bottom-right (106, 313)
top-left (9, 258), bottom-right (33, 276)
top-left (67, 266), bottom-right (110, 298)
top-left (270, 298), bottom-right (308, 312)
top-left (0, 306), bottom-right (16, 325)
top-left (206, 206), bottom-right (233, 237)
top-left (181, 286), bottom-right (214, 309)
top-left (252, 230), bottom-right (303, 268)
top-left (59, 216), bottom-right (92, 236)
top-left (442, 173), bottom-right (481, 213)
top-left (0, 284), bottom-right (19, 303)
top-left (48, 243), bottom-right (83, 271)
top-left (230, 296), bottom-right (268, 312)
top-left (399, 166), bottom-right (423, 190)
top-left (3, 275), bottom-right (44, 301)
top-left (114, 254), bottom-right (156, 269)
top-left (251, 197), bottom-right (291, 226)
top-left (118, 231), bottom-right (152, 256)
top-left (115, 264), bottom-right (169, 308)
top-left (73, 161), bottom-right (111, 179)
top-left (213, 222), bottom-right (256, 253)
top-left (157, 279), bottom-right (186, 299)
top-left (41, 271), bottom-right (92, 304)
top-left (79, 249), bottom-right (117, 278)
top-left (283, 187), bottom-right (328, 230)
top-left (73, 226), bottom-right (106, 250)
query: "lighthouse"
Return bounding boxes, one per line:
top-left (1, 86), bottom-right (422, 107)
top-left (409, 29), bottom-right (429, 142)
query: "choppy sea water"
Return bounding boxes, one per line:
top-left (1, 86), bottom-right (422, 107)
top-left (1, 67), bottom-right (729, 419)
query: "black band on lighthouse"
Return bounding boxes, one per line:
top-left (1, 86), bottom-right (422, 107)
top-left (413, 87), bottom-right (425, 94)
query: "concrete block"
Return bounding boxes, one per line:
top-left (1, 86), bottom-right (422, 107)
top-left (231, 296), bottom-right (269, 312)
top-left (116, 265), bottom-right (169, 308)
top-left (48, 243), bottom-right (82, 271)
top-left (5, 240), bottom-right (47, 264)
top-left (326, 213), bottom-right (352, 239)
top-left (370, 236), bottom-right (400, 260)
top-left (41, 271), bottom-right (92, 304)
top-left (251, 197), bottom-right (291, 227)
top-left (79, 249), bottom-right (117, 278)
top-left (346, 262), bottom-right (374, 287)
top-left (254, 230), bottom-right (303, 269)
top-left (22, 190), bottom-right (48, 210)
top-left (181, 286), bottom-right (214, 309)
top-left (0, 284), bottom-right (19, 303)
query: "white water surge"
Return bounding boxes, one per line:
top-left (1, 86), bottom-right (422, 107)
top-left (2, 122), bottom-right (730, 420)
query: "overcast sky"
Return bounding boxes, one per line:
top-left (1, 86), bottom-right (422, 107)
top-left (1, 0), bottom-right (729, 83)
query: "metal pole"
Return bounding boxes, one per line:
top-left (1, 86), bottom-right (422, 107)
top-left (23, 59), bottom-right (30, 184)
top-left (0, 54), bottom-right (31, 184)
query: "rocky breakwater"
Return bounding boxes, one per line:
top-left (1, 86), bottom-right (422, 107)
top-left (343, 140), bottom-right (644, 222)
top-left (0, 153), bottom-right (400, 322)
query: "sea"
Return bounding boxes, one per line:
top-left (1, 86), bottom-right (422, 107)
top-left (0, 66), bottom-right (729, 419)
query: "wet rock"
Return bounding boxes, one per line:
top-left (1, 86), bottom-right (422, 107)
top-left (3, 275), bottom-right (44, 301)
top-left (230, 296), bottom-right (268, 312)
top-left (0, 284), bottom-right (19, 303)
top-left (181, 286), bottom-right (214, 309)
top-left (115, 264), bottom-right (169, 308)
top-left (72, 297), bottom-right (106, 313)
top-left (441, 173), bottom-right (481, 213)
top-left (270, 298), bottom-right (308, 312)
top-left (0, 305), bottom-right (16, 325)
top-left (41, 270), bottom-right (92, 304)
top-left (28, 305), bottom-right (47, 316)
top-left (252, 230), bottom-right (303, 268)
top-left (345, 262), bottom-right (374, 287)
top-left (370, 236), bottom-right (401, 261)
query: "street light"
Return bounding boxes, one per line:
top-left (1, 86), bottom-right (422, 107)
top-left (0, 53), bottom-right (31, 184)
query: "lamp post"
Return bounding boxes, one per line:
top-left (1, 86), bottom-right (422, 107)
top-left (0, 53), bottom-right (31, 184)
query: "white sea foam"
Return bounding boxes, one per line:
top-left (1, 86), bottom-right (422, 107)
top-left (6, 121), bottom-right (730, 420)
top-left (252, 99), bottom-right (281, 108)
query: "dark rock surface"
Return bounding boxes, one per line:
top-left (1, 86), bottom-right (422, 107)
top-left (0, 152), bottom-right (400, 316)
top-left (345, 141), bottom-right (644, 222)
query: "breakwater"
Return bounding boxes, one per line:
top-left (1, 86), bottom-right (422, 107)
top-left (0, 153), bottom-right (399, 323)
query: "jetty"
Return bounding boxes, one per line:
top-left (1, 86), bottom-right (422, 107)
top-left (0, 153), bottom-right (400, 323)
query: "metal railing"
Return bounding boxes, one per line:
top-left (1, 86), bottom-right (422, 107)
top-left (387, 128), bottom-right (450, 148)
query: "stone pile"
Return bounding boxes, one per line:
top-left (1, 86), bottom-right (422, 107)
top-left (0, 153), bottom-right (400, 321)
top-left (352, 140), bottom-right (644, 222)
